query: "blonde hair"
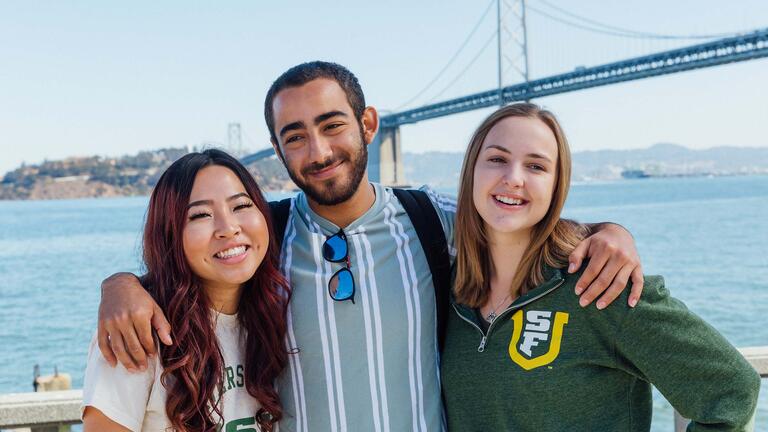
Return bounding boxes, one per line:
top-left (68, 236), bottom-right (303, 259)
top-left (454, 103), bottom-right (587, 308)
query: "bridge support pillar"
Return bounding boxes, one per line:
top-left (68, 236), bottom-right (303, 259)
top-left (368, 126), bottom-right (406, 186)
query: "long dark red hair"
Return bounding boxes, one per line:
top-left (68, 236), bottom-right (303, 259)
top-left (142, 149), bottom-right (290, 431)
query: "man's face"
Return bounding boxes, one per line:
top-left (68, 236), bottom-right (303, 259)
top-left (271, 78), bottom-right (369, 206)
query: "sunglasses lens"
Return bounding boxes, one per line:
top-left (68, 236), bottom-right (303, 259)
top-left (323, 232), bottom-right (348, 262)
top-left (329, 268), bottom-right (354, 301)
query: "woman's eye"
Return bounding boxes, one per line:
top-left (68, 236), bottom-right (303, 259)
top-left (189, 212), bottom-right (210, 220)
top-left (529, 164), bottom-right (545, 171)
top-left (489, 157), bottom-right (505, 164)
top-left (234, 202), bottom-right (254, 211)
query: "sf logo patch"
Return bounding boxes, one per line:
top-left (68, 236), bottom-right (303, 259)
top-left (508, 310), bottom-right (569, 370)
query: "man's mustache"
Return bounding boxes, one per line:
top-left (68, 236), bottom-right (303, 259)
top-left (301, 157), bottom-right (344, 176)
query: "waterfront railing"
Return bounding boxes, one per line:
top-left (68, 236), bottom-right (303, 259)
top-left (0, 346), bottom-right (766, 431)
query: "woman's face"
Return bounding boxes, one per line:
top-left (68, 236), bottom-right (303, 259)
top-left (182, 165), bottom-right (269, 292)
top-left (472, 116), bottom-right (559, 242)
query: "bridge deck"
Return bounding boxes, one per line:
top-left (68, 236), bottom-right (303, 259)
top-left (381, 29), bottom-right (768, 128)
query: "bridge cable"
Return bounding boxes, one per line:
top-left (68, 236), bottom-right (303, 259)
top-left (530, 1), bottom-right (744, 40)
top-left (394, 0), bottom-right (496, 110)
top-left (425, 30), bottom-right (498, 104)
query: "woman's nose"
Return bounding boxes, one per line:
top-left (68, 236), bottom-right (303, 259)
top-left (503, 164), bottom-right (525, 188)
top-left (214, 213), bottom-right (240, 238)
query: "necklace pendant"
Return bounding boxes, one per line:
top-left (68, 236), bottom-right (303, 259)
top-left (486, 311), bottom-right (497, 322)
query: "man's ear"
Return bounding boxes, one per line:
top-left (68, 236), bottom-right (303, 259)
top-left (361, 106), bottom-right (379, 145)
top-left (271, 138), bottom-right (286, 165)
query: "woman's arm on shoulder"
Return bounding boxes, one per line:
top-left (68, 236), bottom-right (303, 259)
top-left (613, 276), bottom-right (761, 431)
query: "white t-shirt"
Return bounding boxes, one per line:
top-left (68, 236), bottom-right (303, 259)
top-left (82, 311), bottom-right (262, 431)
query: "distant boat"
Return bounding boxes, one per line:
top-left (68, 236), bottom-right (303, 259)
top-left (621, 169), bottom-right (651, 179)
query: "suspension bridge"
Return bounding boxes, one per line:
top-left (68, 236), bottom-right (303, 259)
top-left (239, 0), bottom-right (768, 185)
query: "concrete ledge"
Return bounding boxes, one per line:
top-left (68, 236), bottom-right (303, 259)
top-left (0, 390), bottom-right (82, 428)
top-left (0, 346), bottom-right (765, 430)
top-left (740, 346), bottom-right (768, 377)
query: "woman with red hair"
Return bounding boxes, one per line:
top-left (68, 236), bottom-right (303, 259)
top-left (82, 149), bottom-right (290, 432)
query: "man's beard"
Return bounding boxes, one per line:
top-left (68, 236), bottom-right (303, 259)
top-left (287, 133), bottom-right (368, 206)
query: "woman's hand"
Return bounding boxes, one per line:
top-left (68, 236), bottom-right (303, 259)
top-left (568, 223), bottom-right (643, 309)
top-left (97, 273), bottom-right (172, 372)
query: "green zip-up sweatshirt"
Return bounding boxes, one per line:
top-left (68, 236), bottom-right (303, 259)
top-left (441, 267), bottom-right (761, 431)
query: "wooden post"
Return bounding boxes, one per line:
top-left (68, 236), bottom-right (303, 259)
top-left (31, 366), bottom-right (71, 432)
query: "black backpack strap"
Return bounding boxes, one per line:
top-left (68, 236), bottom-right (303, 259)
top-left (268, 198), bottom-right (293, 250)
top-left (392, 188), bottom-right (451, 352)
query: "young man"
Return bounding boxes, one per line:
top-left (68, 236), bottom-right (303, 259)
top-left (98, 61), bottom-right (644, 431)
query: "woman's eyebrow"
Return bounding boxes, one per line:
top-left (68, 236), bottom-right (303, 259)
top-left (526, 153), bottom-right (553, 163)
top-left (484, 145), bottom-right (553, 162)
top-left (484, 144), bottom-right (511, 154)
top-left (187, 193), bottom-right (250, 209)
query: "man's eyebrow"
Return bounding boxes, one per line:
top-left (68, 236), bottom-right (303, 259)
top-left (314, 110), bottom-right (347, 125)
top-left (279, 121), bottom-right (305, 138)
top-left (187, 193), bottom-right (250, 209)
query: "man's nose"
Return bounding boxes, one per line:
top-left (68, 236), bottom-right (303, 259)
top-left (307, 134), bottom-right (334, 164)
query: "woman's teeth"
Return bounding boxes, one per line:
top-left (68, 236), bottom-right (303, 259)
top-left (215, 246), bottom-right (247, 259)
top-left (494, 195), bottom-right (524, 205)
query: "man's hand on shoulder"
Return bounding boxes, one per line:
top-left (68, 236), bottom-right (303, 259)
top-left (568, 223), bottom-right (643, 310)
top-left (98, 272), bottom-right (172, 372)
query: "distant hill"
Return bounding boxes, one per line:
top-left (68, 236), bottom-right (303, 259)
top-left (3, 143), bottom-right (767, 200)
top-left (404, 144), bottom-right (768, 186)
top-left (0, 148), bottom-right (293, 200)
top-left (572, 143), bottom-right (768, 180)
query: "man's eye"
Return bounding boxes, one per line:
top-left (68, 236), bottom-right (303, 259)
top-left (285, 135), bottom-right (303, 144)
top-left (325, 123), bottom-right (343, 131)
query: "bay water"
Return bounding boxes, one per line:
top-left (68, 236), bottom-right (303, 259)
top-left (1, 175), bottom-right (766, 430)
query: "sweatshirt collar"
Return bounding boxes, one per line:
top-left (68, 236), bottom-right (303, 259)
top-left (452, 264), bottom-right (566, 314)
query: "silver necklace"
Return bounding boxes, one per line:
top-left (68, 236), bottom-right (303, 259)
top-left (485, 293), bottom-right (512, 323)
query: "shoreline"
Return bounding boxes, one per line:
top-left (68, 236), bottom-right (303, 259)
top-left (3, 172), bottom-right (768, 202)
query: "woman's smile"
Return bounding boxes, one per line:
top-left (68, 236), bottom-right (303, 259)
top-left (212, 244), bottom-right (251, 264)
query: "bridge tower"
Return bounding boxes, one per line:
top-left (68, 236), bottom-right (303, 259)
top-left (368, 124), bottom-right (405, 185)
top-left (228, 122), bottom-right (243, 156)
top-left (497, 0), bottom-right (530, 103)
top-left (369, 0), bottom-right (530, 185)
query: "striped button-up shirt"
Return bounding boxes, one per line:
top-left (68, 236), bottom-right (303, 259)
top-left (276, 183), bottom-right (456, 432)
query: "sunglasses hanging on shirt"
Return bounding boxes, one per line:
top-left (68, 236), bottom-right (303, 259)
top-left (323, 229), bottom-right (355, 303)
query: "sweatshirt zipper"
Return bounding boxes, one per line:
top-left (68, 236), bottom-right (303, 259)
top-left (452, 279), bottom-right (565, 353)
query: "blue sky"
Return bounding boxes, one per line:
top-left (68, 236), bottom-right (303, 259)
top-left (1, 0), bottom-right (767, 176)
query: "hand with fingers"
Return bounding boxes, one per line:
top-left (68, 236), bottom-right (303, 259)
top-left (568, 223), bottom-right (643, 310)
top-left (97, 272), bottom-right (172, 372)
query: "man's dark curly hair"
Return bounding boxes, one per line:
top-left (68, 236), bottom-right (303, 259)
top-left (264, 61), bottom-right (366, 143)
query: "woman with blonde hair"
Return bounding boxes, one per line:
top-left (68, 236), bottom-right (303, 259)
top-left (440, 103), bottom-right (760, 431)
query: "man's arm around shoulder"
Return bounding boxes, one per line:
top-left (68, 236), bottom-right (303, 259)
top-left (98, 272), bottom-right (172, 372)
